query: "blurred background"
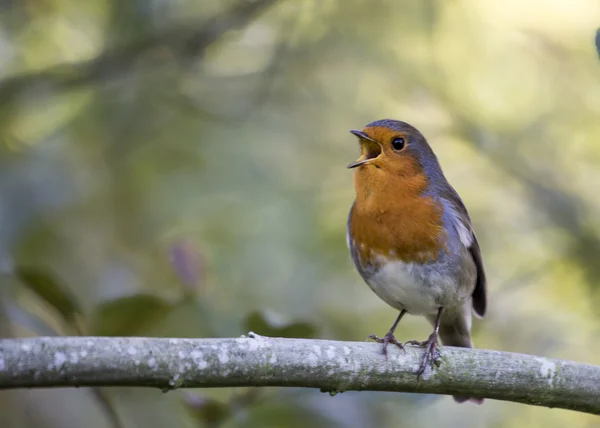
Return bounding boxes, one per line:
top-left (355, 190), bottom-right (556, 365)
top-left (1, 0), bottom-right (600, 427)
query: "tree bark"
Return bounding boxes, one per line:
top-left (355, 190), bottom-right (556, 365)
top-left (1, 333), bottom-right (599, 414)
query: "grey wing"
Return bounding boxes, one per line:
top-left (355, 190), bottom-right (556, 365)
top-left (469, 231), bottom-right (486, 317)
top-left (440, 185), bottom-right (487, 318)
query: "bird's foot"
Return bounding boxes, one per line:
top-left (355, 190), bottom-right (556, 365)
top-left (405, 332), bottom-right (440, 376)
top-left (367, 331), bottom-right (405, 358)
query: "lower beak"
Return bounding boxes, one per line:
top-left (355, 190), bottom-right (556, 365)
top-left (347, 131), bottom-right (382, 169)
top-left (347, 155), bottom-right (371, 169)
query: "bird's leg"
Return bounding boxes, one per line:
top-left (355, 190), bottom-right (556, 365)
top-left (405, 307), bottom-right (444, 376)
top-left (367, 310), bottom-right (407, 357)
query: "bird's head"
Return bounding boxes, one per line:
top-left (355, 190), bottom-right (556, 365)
top-left (348, 119), bottom-right (439, 179)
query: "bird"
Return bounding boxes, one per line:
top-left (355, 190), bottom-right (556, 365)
top-left (346, 119), bottom-right (486, 405)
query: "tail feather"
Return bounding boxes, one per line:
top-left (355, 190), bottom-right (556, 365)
top-left (427, 304), bottom-right (484, 405)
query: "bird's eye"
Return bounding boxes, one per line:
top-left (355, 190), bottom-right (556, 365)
top-left (392, 137), bottom-right (405, 151)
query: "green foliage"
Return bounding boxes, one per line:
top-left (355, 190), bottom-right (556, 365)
top-left (91, 294), bottom-right (175, 337)
top-left (15, 266), bottom-right (82, 333)
top-left (245, 310), bottom-right (318, 338)
top-left (185, 393), bottom-right (233, 427)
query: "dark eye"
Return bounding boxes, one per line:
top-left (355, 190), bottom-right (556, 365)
top-left (392, 137), bottom-right (405, 151)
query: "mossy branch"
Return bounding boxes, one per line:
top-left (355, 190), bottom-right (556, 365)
top-left (1, 334), bottom-right (599, 414)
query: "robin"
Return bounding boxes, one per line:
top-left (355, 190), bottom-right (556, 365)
top-left (346, 119), bottom-right (486, 404)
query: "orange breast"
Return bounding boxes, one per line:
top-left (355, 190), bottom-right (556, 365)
top-left (349, 162), bottom-right (446, 268)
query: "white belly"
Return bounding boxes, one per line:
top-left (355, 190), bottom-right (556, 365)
top-left (366, 257), bottom-right (465, 315)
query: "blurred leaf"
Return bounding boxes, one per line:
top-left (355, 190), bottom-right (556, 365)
top-left (169, 239), bottom-right (205, 295)
top-left (4, 304), bottom-right (58, 336)
top-left (142, 299), bottom-right (214, 338)
top-left (184, 392), bottom-right (231, 427)
top-left (223, 399), bottom-right (336, 428)
top-left (91, 293), bottom-right (173, 336)
top-left (90, 388), bottom-right (125, 428)
top-left (596, 28), bottom-right (600, 59)
top-left (14, 266), bottom-right (82, 333)
top-left (245, 310), bottom-right (318, 339)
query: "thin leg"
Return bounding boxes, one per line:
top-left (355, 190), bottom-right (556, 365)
top-left (405, 307), bottom-right (444, 376)
top-left (367, 310), bottom-right (407, 357)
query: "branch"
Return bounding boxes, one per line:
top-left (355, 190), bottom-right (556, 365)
top-left (1, 334), bottom-right (599, 414)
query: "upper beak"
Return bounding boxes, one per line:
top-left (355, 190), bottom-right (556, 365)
top-left (347, 130), bottom-right (381, 169)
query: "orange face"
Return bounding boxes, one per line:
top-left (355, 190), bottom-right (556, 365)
top-left (348, 126), bottom-right (421, 177)
top-left (348, 125), bottom-right (429, 203)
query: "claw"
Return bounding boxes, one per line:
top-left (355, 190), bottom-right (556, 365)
top-left (367, 310), bottom-right (407, 359)
top-left (406, 332), bottom-right (439, 376)
top-left (368, 332), bottom-right (406, 359)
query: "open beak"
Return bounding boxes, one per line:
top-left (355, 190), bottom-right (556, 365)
top-left (347, 130), bottom-right (382, 169)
